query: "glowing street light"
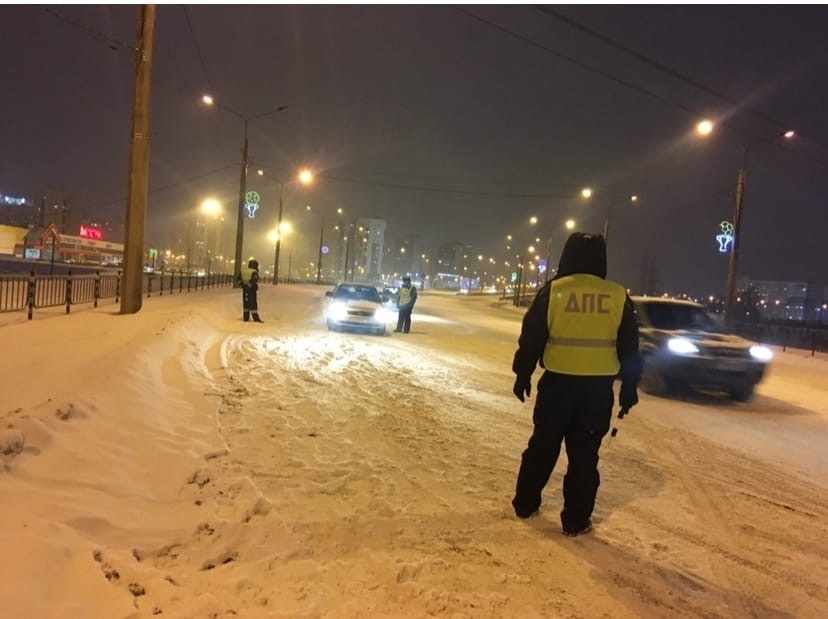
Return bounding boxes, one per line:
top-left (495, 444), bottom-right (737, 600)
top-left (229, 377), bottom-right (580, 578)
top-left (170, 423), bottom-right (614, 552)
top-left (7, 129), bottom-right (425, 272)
top-left (783, 130), bottom-right (795, 139)
top-left (200, 198), bottom-right (221, 217)
top-left (529, 216), bottom-right (538, 225)
top-left (581, 187), bottom-right (593, 199)
top-left (696, 119), bottom-right (714, 136)
top-left (298, 168), bottom-right (314, 185)
top-left (565, 219), bottom-right (576, 230)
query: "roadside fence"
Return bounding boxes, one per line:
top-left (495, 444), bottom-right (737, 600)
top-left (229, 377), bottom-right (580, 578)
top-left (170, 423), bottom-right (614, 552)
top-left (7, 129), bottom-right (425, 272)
top-left (0, 271), bottom-right (234, 320)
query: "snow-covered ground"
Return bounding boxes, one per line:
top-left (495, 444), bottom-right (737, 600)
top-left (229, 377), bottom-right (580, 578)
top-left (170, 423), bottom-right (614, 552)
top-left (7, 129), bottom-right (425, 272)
top-left (1, 285), bottom-right (826, 618)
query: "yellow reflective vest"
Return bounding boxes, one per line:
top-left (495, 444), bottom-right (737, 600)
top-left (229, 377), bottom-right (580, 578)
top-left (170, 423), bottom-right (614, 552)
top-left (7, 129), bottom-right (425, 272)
top-left (542, 274), bottom-right (627, 376)
top-left (240, 266), bottom-right (256, 286)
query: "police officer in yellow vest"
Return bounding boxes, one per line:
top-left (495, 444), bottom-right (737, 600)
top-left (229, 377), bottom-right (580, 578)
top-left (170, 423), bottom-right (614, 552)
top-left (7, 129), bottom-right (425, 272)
top-left (511, 232), bottom-right (641, 536)
top-left (238, 258), bottom-right (263, 323)
top-left (394, 276), bottom-right (418, 333)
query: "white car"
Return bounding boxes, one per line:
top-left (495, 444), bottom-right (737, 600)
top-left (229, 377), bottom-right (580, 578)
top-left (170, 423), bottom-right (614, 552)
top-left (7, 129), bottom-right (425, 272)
top-left (325, 283), bottom-right (391, 335)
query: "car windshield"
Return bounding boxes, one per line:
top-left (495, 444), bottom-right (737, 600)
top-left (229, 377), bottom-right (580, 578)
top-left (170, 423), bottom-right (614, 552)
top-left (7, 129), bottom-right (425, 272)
top-left (642, 303), bottom-right (723, 332)
top-left (333, 285), bottom-right (381, 303)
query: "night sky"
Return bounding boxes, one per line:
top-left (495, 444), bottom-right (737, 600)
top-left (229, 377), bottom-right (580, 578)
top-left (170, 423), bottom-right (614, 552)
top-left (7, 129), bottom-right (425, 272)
top-left (2, 5), bottom-right (827, 295)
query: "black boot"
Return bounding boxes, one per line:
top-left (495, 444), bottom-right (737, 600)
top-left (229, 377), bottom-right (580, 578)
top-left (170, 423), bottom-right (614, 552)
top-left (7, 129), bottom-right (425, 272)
top-left (243, 311), bottom-right (250, 322)
top-left (252, 312), bottom-right (263, 323)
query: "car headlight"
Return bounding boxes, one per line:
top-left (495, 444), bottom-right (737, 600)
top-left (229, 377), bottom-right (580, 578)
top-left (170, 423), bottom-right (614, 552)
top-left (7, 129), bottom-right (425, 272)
top-left (327, 301), bottom-right (348, 320)
top-left (667, 337), bottom-right (700, 355)
top-left (749, 345), bottom-right (773, 362)
top-left (374, 307), bottom-right (390, 322)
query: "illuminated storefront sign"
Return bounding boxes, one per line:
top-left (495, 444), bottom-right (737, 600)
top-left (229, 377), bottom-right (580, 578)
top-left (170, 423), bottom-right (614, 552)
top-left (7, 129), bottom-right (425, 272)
top-left (79, 224), bottom-right (103, 240)
top-left (1, 193), bottom-right (28, 205)
top-left (716, 221), bottom-right (734, 253)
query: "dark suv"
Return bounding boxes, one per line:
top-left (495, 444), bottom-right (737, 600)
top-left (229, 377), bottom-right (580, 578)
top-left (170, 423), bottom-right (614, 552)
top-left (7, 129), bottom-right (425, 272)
top-left (632, 296), bottom-right (772, 401)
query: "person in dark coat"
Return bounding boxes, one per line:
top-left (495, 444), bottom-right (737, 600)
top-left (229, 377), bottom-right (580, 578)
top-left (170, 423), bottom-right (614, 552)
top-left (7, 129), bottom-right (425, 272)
top-left (238, 258), bottom-right (263, 322)
top-left (511, 232), bottom-right (642, 536)
top-left (394, 275), bottom-right (418, 333)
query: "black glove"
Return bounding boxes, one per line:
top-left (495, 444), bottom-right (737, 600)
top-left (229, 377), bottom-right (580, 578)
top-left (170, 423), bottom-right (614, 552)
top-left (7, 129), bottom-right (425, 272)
top-left (513, 376), bottom-right (532, 403)
top-left (619, 382), bottom-right (639, 409)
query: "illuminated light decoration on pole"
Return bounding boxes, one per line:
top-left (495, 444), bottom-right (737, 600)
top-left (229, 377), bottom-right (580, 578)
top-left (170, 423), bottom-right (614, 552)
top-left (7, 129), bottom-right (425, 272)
top-left (244, 191), bottom-right (260, 219)
top-left (716, 221), bottom-right (735, 253)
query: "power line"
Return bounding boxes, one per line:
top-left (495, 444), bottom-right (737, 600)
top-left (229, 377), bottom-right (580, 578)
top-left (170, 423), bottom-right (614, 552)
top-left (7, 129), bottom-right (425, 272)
top-left (37, 7), bottom-right (134, 52)
top-left (535, 6), bottom-right (828, 152)
top-left (72, 163), bottom-right (239, 214)
top-left (328, 166), bottom-right (577, 191)
top-left (251, 160), bottom-right (730, 203)
top-left (182, 6), bottom-right (213, 91)
top-left (453, 6), bottom-right (828, 170)
top-left (250, 162), bottom-right (575, 199)
top-left (321, 173), bottom-right (575, 200)
top-left (451, 7), bottom-right (705, 122)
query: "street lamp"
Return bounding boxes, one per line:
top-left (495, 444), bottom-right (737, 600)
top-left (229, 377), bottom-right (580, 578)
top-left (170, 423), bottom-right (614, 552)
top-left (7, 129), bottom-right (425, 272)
top-left (723, 129), bottom-right (795, 327)
top-left (696, 119), bottom-right (715, 136)
top-left (603, 195), bottom-right (639, 244)
top-left (257, 166), bottom-right (314, 284)
top-left (305, 203), bottom-right (340, 284)
top-left (201, 94), bottom-right (288, 285)
top-left (580, 189), bottom-right (638, 245)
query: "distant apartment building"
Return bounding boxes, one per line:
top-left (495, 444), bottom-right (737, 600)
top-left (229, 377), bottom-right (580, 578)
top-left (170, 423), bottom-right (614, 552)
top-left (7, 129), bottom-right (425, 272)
top-left (738, 277), bottom-right (827, 321)
top-left (432, 241), bottom-right (471, 290)
top-left (0, 190), bottom-right (35, 228)
top-left (352, 218), bottom-right (386, 282)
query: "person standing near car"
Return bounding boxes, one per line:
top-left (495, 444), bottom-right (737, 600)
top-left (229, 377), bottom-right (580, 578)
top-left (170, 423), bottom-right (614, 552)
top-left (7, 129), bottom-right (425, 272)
top-left (238, 258), bottom-right (263, 323)
top-left (510, 232), bottom-right (641, 536)
top-left (394, 275), bottom-right (417, 333)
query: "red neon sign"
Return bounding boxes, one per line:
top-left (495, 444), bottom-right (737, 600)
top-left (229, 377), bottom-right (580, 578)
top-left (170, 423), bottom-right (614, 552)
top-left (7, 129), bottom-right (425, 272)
top-left (79, 225), bottom-right (103, 240)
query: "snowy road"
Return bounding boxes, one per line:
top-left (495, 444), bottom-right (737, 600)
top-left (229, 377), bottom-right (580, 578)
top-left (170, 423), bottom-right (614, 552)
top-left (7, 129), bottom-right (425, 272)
top-left (1, 284), bottom-right (826, 617)
top-left (200, 286), bottom-right (828, 617)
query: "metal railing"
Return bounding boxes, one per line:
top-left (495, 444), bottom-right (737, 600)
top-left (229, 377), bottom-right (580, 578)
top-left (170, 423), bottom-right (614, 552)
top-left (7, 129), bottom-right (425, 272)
top-left (0, 270), bottom-right (234, 320)
top-left (733, 320), bottom-right (828, 356)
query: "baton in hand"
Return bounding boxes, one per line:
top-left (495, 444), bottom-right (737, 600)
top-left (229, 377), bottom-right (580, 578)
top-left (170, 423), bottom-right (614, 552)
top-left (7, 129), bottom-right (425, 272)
top-left (609, 405), bottom-right (631, 439)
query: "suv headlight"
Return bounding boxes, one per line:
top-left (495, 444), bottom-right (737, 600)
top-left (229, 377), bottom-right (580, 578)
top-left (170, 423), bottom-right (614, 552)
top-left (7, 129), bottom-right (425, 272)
top-left (327, 301), bottom-right (348, 320)
top-left (667, 337), bottom-right (699, 355)
top-left (374, 307), bottom-right (390, 322)
top-left (749, 345), bottom-right (773, 362)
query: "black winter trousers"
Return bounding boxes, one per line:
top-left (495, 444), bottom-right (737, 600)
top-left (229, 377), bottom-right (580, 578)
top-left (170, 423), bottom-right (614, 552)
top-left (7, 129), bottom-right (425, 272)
top-left (512, 371), bottom-right (614, 531)
top-left (242, 286), bottom-right (258, 311)
top-left (395, 306), bottom-right (412, 333)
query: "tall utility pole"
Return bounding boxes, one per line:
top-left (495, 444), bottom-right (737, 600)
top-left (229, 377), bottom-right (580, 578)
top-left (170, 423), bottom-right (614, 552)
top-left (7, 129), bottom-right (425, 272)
top-left (120, 5), bottom-right (156, 315)
top-left (724, 155), bottom-right (747, 328)
top-left (273, 184), bottom-right (284, 284)
top-left (233, 119), bottom-right (249, 286)
top-left (316, 214), bottom-right (325, 284)
top-left (342, 222), bottom-right (352, 282)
